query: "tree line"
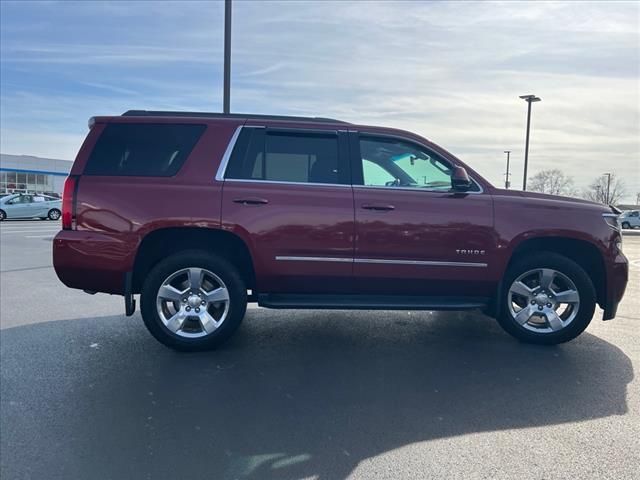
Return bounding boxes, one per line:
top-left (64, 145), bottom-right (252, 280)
top-left (526, 169), bottom-right (633, 206)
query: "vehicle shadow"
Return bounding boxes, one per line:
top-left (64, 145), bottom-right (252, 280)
top-left (0, 309), bottom-right (633, 480)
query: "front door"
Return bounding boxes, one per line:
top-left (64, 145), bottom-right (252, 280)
top-left (7, 194), bottom-right (34, 218)
top-left (221, 126), bottom-right (354, 293)
top-left (350, 132), bottom-right (496, 298)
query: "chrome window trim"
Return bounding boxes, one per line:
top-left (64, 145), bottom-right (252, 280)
top-left (275, 256), bottom-right (487, 268)
top-left (266, 127), bottom-right (339, 135)
top-left (215, 125), bottom-right (244, 181)
top-left (225, 178), bottom-right (352, 188)
top-left (353, 184), bottom-right (484, 195)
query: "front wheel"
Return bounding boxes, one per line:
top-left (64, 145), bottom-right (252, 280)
top-left (0, 210), bottom-right (5, 221)
top-left (140, 250), bottom-right (247, 351)
top-left (621, 221), bottom-right (631, 229)
top-left (497, 252), bottom-right (596, 345)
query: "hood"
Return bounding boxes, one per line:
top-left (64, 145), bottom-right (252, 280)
top-left (492, 188), bottom-right (611, 212)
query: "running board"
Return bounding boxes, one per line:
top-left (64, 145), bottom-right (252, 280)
top-left (257, 294), bottom-right (489, 310)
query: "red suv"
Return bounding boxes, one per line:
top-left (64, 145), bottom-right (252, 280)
top-left (53, 111), bottom-right (628, 351)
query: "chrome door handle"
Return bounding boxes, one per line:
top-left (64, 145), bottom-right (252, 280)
top-left (233, 198), bottom-right (269, 206)
top-left (361, 204), bottom-right (395, 211)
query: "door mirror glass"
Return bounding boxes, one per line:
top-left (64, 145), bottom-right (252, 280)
top-left (451, 166), bottom-right (472, 192)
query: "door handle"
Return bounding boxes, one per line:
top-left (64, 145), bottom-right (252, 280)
top-left (233, 198), bottom-right (269, 206)
top-left (361, 204), bottom-right (395, 211)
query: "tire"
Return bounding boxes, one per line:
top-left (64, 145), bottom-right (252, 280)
top-left (621, 222), bottom-right (630, 229)
top-left (140, 250), bottom-right (247, 351)
top-left (48, 208), bottom-right (61, 221)
top-left (0, 210), bottom-right (5, 221)
top-left (497, 252), bottom-right (596, 345)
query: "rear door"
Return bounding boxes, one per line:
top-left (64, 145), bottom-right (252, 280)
top-left (350, 132), bottom-right (496, 298)
top-left (31, 196), bottom-right (50, 217)
top-left (221, 126), bottom-right (354, 293)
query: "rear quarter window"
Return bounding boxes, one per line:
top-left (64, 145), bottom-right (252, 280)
top-left (84, 123), bottom-right (206, 176)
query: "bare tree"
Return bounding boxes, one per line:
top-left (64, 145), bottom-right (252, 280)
top-left (583, 174), bottom-right (625, 205)
top-left (528, 169), bottom-right (577, 196)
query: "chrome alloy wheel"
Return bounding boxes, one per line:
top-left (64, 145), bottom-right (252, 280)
top-left (156, 267), bottom-right (230, 338)
top-left (508, 268), bottom-right (580, 334)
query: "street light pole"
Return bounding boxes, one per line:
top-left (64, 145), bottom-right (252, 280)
top-left (503, 150), bottom-right (511, 189)
top-left (603, 172), bottom-right (612, 205)
top-left (223, 0), bottom-right (232, 114)
top-left (519, 94), bottom-right (541, 191)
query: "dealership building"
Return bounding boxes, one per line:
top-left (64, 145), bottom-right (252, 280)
top-left (0, 153), bottom-right (71, 197)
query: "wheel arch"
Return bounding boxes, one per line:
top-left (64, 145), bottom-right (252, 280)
top-left (506, 236), bottom-right (605, 306)
top-left (132, 227), bottom-right (256, 293)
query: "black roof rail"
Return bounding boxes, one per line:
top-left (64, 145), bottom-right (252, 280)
top-left (121, 110), bottom-right (349, 124)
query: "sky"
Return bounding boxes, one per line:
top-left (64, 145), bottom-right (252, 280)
top-left (0, 0), bottom-right (638, 202)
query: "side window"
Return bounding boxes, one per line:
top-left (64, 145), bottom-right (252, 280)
top-left (226, 129), bottom-right (345, 185)
top-left (11, 195), bottom-right (31, 204)
top-left (358, 137), bottom-right (456, 191)
top-left (85, 123), bottom-right (206, 176)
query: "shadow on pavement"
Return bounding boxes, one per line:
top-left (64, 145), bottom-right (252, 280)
top-left (0, 309), bottom-right (633, 479)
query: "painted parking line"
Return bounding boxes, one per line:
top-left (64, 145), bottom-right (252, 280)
top-left (24, 234), bottom-right (56, 238)
top-left (0, 229), bottom-right (60, 234)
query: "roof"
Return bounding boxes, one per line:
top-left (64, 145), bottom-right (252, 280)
top-left (122, 110), bottom-right (349, 124)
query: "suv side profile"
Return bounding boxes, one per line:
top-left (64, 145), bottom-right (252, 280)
top-left (53, 111), bottom-right (628, 351)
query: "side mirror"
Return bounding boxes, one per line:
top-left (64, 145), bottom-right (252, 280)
top-left (451, 166), bottom-right (472, 192)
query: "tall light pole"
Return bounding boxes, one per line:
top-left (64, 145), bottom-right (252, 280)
top-left (503, 150), bottom-right (511, 189)
top-left (223, 0), bottom-right (232, 113)
top-left (603, 172), bottom-right (612, 205)
top-left (519, 94), bottom-right (541, 191)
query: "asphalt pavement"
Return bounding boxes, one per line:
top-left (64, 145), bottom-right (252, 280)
top-left (1, 220), bottom-right (639, 480)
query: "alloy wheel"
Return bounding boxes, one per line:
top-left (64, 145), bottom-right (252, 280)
top-left (156, 267), bottom-right (230, 338)
top-left (508, 268), bottom-right (580, 334)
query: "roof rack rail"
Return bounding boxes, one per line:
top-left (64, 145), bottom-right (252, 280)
top-left (122, 110), bottom-right (349, 124)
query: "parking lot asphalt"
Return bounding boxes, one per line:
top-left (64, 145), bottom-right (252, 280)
top-left (1, 220), bottom-right (639, 480)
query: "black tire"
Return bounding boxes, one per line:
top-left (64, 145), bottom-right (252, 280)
top-left (621, 222), bottom-right (630, 229)
top-left (140, 250), bottom-right (247, 351)
top-left (497, 252), bottom-right (596, 345)
top-left (0, 210), bottom-right (5, 221)
top-left (48, 208), bottom-right (61, 221)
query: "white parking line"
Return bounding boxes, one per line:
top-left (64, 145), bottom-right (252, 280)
top-left (0, 229), bottom-right (60, 234)
top-left (24, 235), bottom-right (55, 238)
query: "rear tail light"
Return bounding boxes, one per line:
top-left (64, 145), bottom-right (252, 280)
top-left (62, 175), bottom-right (78, 230)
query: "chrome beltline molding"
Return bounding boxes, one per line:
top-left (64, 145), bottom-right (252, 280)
top-left (275, 256), bottom-right (487, 268)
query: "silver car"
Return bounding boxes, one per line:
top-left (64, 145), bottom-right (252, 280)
top-left (620, 210), bottom-right (640, 229)
top-left (0, 193), bottom-right (62, 221)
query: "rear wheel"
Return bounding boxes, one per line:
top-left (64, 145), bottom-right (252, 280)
top-left (140, 250), bottom-right (247, 351)
top-left (0, 210), bottom-right (5, 221)
top-left (48, 208), bottom-right (61, 220)
top-left (497, 252), bottom-right (596, 344)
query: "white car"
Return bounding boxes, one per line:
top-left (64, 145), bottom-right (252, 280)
top-left (0, 193), bottom-right (62, 221)
top-left (620, 210), bottom-right (640, 229)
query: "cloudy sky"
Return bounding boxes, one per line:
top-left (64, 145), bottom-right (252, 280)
top-left (1, 0), bottom-right (638, 201)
